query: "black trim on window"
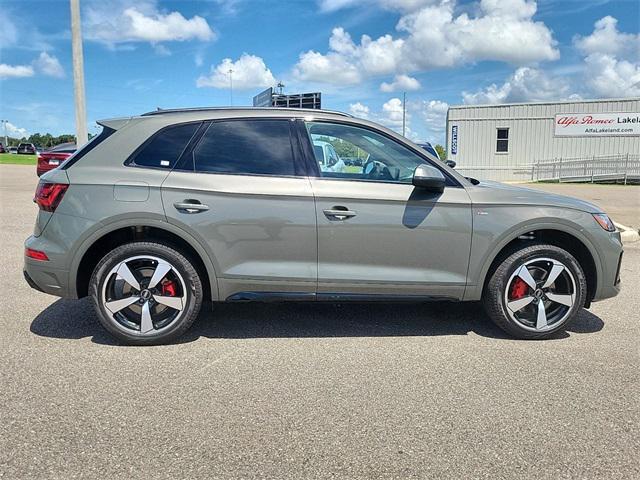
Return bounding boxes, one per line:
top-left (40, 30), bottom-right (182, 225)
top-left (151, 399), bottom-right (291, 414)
top-left (294, 119), bottom-right (321, 177)
top-left (124, 121), bottom-right (203, 171)
top-left (173, 121), bottom-right (210, 172)
top-left (296, 118), bottom-right (462, 188)
top-left (60, 126), bottom-right (116, 170)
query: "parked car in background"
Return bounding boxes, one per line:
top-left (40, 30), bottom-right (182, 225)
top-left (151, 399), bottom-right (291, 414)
top-left (37, 142), bottom-right (77, 176)
top-left (417, 142), bottom-right (440, 159)
top-left (0, 144), bottom-right (6, 153)
top-left (17, 143), bottom-right (36, 155)
top-left (8, 146), bottom-right (18, 154)
top-left (24, 107), bottom-right (623, 345)
top-left (417, 142), bottom-right (457, 168)
top-left (313, 140), bottom-right (346, 173)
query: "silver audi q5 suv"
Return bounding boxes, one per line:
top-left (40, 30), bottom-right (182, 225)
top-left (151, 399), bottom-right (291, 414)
top-left (24, 108), bottom-right (623, 344)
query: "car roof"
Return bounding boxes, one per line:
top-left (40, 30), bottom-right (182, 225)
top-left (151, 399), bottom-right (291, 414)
top-left (140, 106), bottom-right (352, 118)
top-left (98, 107), bottom-right (354, 130)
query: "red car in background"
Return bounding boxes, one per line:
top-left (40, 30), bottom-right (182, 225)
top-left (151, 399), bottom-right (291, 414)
top-left (37, 142), bottom-right (76, 176)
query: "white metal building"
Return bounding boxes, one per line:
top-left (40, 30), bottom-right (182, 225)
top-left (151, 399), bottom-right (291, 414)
top-left (446, 98), bottom-right (640, 182)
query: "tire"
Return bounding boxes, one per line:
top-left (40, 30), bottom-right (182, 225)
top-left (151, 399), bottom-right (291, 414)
top-left (90, 241), bottom-right (203, 345)
top-left (483, 243), bottom-right (587, 339)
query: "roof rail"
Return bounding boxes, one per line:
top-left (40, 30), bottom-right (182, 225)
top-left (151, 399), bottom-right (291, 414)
top-left (140, 106), bottom-right (352, 117)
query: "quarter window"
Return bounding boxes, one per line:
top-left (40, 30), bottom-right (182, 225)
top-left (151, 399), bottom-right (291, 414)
top-left (304, 121), bottom-right (429, 184)
top-left (130, 123), bottom-right (199, 169)
top-left (496, 128), bottom-right (509, 153)
top-left (193, 120), bottom-right (296, 176)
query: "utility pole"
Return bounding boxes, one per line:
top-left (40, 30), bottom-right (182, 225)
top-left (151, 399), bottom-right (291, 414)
top-left (228, 69), bottom-right (233, 106)
top-left (70, 0), bottom-right (88, 146)
top-left (402, 92), bottom-right (406, 137)
top-left (1, 120), bottom-right (8, 148)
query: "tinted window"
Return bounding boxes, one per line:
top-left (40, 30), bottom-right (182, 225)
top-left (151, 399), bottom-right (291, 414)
top-left (305, 121), bottom-right (429, 184)
top-left (61, 127), bottom-right (116, 170)
top-left (130, 122), bottom-right (199, 168)
top-left (193, 120), bottom-right (296, 176)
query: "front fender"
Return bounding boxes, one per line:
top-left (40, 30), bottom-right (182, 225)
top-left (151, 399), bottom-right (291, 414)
top-left (463, 205), bottom-right (604, 301)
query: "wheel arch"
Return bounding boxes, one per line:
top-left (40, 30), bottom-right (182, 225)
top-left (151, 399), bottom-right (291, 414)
top-left (71, 219), bottom-right (219, 301)
top-left (470, 224), bottom-right (601, 306)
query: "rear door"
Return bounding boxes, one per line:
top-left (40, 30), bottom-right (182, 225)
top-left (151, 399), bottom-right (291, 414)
top-left (161, 118), bottom-right (317, 301)
top-left (300, 120), bottom-right (472, 299)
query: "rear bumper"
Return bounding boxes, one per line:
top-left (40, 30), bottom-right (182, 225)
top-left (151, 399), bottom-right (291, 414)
top-left (23, 235), bottom-right (73, 298)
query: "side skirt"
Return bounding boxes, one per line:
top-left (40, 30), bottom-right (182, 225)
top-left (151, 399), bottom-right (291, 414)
top-left (225, 291), bottom-right (459, 302)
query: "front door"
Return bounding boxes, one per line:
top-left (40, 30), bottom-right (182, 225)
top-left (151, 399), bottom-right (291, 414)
top-left (162, 118), bottom-right (317, 300)
top-left (301, 120), bottom-right (472, 299)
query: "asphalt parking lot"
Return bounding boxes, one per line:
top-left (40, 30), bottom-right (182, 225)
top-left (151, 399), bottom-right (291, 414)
top-left (1, 164), bottom-right (638, 479)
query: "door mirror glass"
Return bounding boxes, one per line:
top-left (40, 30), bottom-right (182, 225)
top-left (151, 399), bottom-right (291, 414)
top-left (412, 164), bottom-right (445, 192)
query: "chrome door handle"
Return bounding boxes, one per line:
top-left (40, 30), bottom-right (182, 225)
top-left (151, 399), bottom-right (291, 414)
top-left (173, 200), bottom-right (210, 214)
top-left (323, 208), bottom-right (357, 221)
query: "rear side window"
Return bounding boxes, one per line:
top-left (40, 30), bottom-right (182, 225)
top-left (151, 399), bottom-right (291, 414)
top-left (193, 120), bottom-right (296, 176)
top-left (129, 122), bottom-right (199, 169)
top-left (61, 126), bottom-right (115, 170)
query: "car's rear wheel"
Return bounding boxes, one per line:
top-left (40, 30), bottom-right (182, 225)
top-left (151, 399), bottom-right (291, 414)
top-left (483, 244), bottom-right (587, 339)
top-left (90, 242), bottom-right (203, 345)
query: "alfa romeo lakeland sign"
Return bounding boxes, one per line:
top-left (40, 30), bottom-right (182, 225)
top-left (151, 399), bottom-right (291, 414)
top-left (555, 112), bottom-right (640, 137)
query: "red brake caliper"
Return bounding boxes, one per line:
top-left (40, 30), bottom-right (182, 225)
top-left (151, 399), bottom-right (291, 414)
top-left (161, 280), bottom-right (177, 297)
top-left (509, 277), bottom-right (529, 300)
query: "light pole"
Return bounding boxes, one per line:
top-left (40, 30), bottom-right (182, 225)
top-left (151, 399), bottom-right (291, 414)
top-left (1, 120), bottom-right (8, 148)
top-left (70, 0), bottom-right (88, 146)
top-left (228, 68), bottom-right (233, 106)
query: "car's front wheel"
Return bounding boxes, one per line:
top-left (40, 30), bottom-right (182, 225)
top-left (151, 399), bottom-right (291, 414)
top-left (90, 242), bottom-right (203, 345)
top-left (483, 243), bottom-right (587, 339)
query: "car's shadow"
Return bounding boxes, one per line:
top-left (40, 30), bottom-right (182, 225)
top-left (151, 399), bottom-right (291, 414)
top-left (30, 298), bottom-right (605, 346)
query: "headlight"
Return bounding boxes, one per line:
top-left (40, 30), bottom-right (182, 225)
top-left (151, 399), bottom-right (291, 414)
top-left (592, 213), bottom-right (616, 232)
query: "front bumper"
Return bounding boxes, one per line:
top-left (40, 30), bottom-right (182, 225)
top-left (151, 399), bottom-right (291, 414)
top-left (592, 231), bottom-right (623, 302)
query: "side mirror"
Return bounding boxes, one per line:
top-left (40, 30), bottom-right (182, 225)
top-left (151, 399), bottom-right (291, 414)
top-left (412, 164), bottom-right (445, 193)
top-left (445, 160), bottom-right (456, 168)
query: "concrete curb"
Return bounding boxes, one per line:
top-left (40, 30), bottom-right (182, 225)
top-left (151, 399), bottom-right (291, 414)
top-left (615, 223), bottom-right (640, 244)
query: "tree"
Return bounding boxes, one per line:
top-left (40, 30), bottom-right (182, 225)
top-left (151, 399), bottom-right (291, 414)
top-left (434, 144), bottom-right (447, 160)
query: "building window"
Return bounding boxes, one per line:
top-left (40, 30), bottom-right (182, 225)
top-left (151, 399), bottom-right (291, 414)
top-left (496, 128), bottom-right (509, 153)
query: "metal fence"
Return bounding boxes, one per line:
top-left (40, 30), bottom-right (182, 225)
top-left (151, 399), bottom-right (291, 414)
top-left (530, 154), bottom-right (640, 183)
top-left (456, 154), bottom-right (640, 183)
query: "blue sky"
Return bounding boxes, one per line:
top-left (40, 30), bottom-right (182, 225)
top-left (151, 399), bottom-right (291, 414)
top-left (1, 0), bottom-right (638, 144)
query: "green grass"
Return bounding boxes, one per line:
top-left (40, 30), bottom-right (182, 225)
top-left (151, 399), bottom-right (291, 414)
top-left (0, 153), bottom-right (37, 165)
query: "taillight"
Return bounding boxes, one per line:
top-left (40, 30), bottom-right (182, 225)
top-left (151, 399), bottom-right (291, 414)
top-left (25, 248), bottom-right (49, 261)
top-left (34, 182), bottom-right (68, 212)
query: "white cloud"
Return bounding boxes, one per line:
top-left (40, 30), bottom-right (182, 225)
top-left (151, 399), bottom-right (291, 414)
top-left (294, 45), bottom-right (363, 84)
top-left (380, 97), bottom-right (408, 130)
top-left (84, 0), bottom-right (215, 47)
top-left (574, 16), bottom-right (640, 98)
top-left (418, 99), bottom-right (448, 133)
top-left (380, 74), bottom-right (421, 92)
top-left (33, 52), bottom-right (65, 78)
top-left (0, 64), bottom-right (35, 79)
top-left (462, 67), bottom-right (578, 104)
top-left (574, 16), bottom-right (639, 58)
top-left (297, 1), bottom-right (558, 84)
top-left (349, 102), bottom-right (370, 118)
top-left (196, 54), bottom-right (276, 90)
top-left (582, 54), bottom-right (640, 98)
top-left (4, 122), bottom-right (28, 138)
